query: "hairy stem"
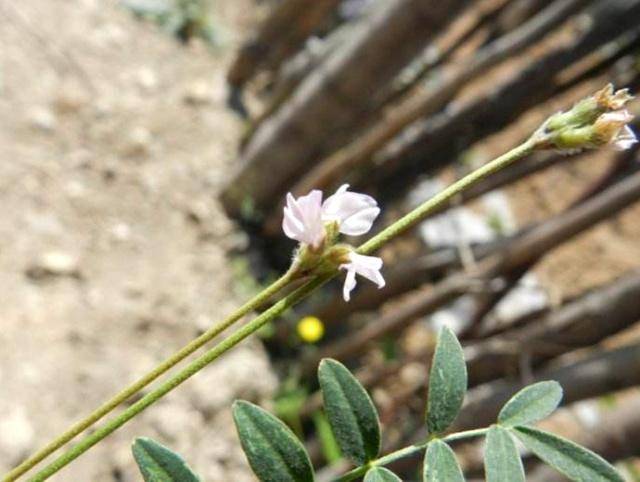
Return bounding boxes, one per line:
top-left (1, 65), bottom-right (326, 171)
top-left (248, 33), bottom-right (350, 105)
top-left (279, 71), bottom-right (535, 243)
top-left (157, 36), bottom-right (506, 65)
top-left (333, 428), bottom-right (489, 481)
top-left (3, 268), bottom-right (299, 482)
top-left (13, 138), bottom-right (536, 481)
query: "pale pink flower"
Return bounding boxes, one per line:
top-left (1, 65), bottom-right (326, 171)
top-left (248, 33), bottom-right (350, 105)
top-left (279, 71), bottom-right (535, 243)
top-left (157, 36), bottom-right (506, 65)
top-left (282, 184), bottom-right (380, 248)
top-left (322, 184), bottom-right (380, 236)
top-left (282, 190), bottom-right (325, 248)
top-left (340, 252), bottom-right (385, 302)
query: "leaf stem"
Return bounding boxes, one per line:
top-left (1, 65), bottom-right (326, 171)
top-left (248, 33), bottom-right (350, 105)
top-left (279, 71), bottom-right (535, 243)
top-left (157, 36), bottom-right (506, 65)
top-left (3, 268), bottom-right (299, 482)
top-left (442, 427), bottom-right (489, 443)
top-left (11, 137), bottom-right (537, 481)
top-left (333, 428), bottom-right (489, 481)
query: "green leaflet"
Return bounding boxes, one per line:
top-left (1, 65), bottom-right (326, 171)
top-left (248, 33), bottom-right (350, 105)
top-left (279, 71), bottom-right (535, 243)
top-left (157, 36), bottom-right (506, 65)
top-left (131, 437), bottom-right (201, 482)
top-left (513, 426), bottom-right (624, 482)
top-left (232, 400), bottom-right (314, 482)
top-left (318, 358), bottom-right (381, 465)
top-left (364, 467), bottom-right (402, 482)
top-left (426, 327), bottom-right (467, 434)
top-left (424, 439), bottom-right (465, 482)
top-left (485, 426), bottom-right (525, 482)
top-left (498, 381), bottom-right (563, 426)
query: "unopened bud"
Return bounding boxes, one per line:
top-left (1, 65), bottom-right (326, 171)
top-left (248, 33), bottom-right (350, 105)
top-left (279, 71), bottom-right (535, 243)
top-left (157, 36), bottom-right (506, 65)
top-left (533, 84), bottom-right (637, 152)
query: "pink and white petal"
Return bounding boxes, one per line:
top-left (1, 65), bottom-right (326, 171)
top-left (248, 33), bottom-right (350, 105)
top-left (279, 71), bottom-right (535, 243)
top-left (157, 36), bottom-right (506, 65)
top-left (357, 263), bottom-right (385, 288)
top-left (350, 252), bottom-right (383, 269)
top-left (613, 125), bottom-right (638, 151)
top-left (341, 266), bottom-right (358, 302)
top-left (283, 190), bottom-right (326, 246)
top-left (323, 185), bottom-right (375, 219)
top-left (339, 206), bottom-right (381, 236)
top-left (282, 206), bottom-right (305, 240)
top-left (600, 109), bottom-right (634, 124)
top-left (286, 192), bottom-right (305, 222)
top-left (298, 190), bottom-right (323, 216)
top-left (289, 190), bottom-right (320, 225)
top-left (322, 184), bottom-right (350, 216)
top-left (322, 185), bottom-right (380, 235)
top-left (309, 225), bottom-right (326, 248)
top-left (369, 268), bottom-right (386, 288)
top-left (332, 193), bottom-right (377, 221)
top-left (348, 253), bottom-right (385, 288)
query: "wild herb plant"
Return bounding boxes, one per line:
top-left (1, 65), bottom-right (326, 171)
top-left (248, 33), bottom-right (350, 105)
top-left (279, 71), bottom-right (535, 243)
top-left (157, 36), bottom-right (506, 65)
top-left (4, 85), bottom-right (636, 481)
top-left (242, 329), bottom-right (621, 482)
top-left (130, 328), bottom-right (625, 481)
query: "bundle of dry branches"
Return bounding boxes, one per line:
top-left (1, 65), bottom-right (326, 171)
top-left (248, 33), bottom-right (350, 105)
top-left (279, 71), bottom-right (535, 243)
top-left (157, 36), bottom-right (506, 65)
top-left (224, 0), bottom-right (640, 477)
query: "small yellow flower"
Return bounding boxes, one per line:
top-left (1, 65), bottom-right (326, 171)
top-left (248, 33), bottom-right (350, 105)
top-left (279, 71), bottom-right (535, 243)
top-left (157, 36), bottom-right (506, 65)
top-left (297, 316), bottom-right (325, 343)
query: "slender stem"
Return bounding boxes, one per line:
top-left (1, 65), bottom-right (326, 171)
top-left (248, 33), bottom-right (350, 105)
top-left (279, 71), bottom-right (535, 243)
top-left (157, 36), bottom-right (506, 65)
top-left (333, 428), bottom-right (490, 481)
top-left (3, 269), bottom-right (298, 482)
top-left (357, 139), bottom-right (537, 255)
top-left (442, 427), bottom-right (489, 443)
top-left (27, 273), bottom-right (334, 482)
top-left (12, 138), bottom-right (537, 481)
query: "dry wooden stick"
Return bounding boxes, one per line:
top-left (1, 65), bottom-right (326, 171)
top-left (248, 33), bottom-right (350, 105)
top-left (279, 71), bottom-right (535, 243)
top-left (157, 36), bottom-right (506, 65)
top-left (221, 0), bottom-right (468, 219)
top-left (381, 0), bottom-right (513, 106)
top-left (300, 169), bottom-right (640, 373)
top-left (461, 146), bottom-right (639, 338)
top-left (465, 269), bottom-right (640, 384)
top-left (227, 0), bottom-right (341, 89)
top-left (290, 0), bottom-right (589, 196)
top-left (454, 341), bottom-right (640, 432)
top-left (364, 2), bottom-right (640, 203)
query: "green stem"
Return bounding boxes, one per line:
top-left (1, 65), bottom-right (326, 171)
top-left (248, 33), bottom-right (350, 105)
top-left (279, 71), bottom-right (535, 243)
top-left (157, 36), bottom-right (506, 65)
top-left (357, 138), bottom-right (537, 255)
top-left (27, 273), bottom-right (334, 482)
top-left (441, 427), bottom-right (489, 443)
top-left (3, 268), bottom-right (298, 482)
top-left (13, 138), bottom-right (536, 481)
top-left (333, 428), bottom-right (489, 481)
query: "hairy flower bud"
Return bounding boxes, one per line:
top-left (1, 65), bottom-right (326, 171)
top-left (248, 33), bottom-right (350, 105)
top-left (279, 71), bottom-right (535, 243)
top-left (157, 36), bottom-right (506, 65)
top-left (534, 84), bottom-right (637, 152)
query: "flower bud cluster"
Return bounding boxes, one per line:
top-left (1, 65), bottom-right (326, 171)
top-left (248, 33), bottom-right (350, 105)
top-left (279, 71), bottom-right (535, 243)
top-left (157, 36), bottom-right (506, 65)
top-left (534, 84), bottom-right (637, 152)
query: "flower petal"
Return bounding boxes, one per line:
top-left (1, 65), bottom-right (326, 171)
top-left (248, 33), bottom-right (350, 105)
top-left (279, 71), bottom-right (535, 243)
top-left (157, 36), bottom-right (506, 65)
top-left (339, 206), bottom-right (381, 236)
top-left (613, 125), bottom-right (638, 151)
top-left (282, 206), bottom-right (304, 239)
top-left (322, 184), bottom-right (380, 236)
top-left (282, 190), bottom-right (325, 246)
top-left (341, 267), bottom-right (357, 302)
top-left (350, 253), bottom-right (385, 287)
top-left (600, 109), bottom-right (634, 124)
top-left (339, 252), bottom-right (385, 302)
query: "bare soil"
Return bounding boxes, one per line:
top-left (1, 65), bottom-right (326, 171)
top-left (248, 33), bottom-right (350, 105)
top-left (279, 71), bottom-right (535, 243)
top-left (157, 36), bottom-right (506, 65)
top-left (0, 1), bottom-right (275, 480)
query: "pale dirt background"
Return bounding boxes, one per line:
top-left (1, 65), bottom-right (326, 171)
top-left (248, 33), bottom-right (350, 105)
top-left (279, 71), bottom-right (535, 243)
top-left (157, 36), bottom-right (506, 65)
top-left (0, 0), bottom-right (276, 480)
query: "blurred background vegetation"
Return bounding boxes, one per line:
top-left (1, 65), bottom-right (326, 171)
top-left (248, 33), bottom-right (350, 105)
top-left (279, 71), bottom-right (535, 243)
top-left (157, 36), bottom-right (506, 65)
top-left (222, 0), bottom-right (640, 480)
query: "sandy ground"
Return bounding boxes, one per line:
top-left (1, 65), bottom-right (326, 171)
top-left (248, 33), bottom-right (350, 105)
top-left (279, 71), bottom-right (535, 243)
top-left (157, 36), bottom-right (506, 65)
top-left (0, 0), bottom-right (275, 480)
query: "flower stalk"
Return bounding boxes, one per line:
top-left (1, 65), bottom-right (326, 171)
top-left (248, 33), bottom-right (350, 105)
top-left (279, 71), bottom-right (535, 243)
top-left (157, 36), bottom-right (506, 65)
top-left (333, 428), bottom-right (490, 482)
